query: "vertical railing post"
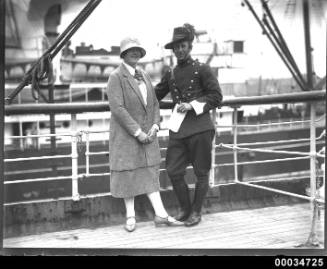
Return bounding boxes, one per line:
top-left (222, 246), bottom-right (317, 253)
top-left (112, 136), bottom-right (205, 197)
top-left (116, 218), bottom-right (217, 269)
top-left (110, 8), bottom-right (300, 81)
top-left (69, 86), bottom-right (72, 103)
top-left (321, 153), bottom-right (325, 200)
top-left (304, 102), bottom-right (319, 246)
top-left (71, 113), bottom-right (80, 201)
top-left (301, 0), bottom-right (320, 245)
top-left (85, 131), bottom-right (90, 176)
top-left (35, 96), bottom-right (40, 150)
top-left (309, 103), bottom-right (317, 203)
top-left (19, 119), bottom-right (24, 151)
top-left (85, 87), bottom-right (89, 128)
top-left (36, 120), bottom-right (40, 150)
top-left (102, 88), bottom-right (106, 145)
top-left (209, 108), bottom-right (217, 187)
top-left (233, 107), bottom-right (239, 182)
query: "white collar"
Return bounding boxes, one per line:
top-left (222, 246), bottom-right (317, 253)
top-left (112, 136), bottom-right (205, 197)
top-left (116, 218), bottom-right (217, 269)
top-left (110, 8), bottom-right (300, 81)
top-left (122, 62), bottom-right (136, 76)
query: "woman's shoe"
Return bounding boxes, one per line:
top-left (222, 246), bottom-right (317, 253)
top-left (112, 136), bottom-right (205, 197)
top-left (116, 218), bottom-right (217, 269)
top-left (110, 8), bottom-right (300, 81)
top-left (124, 216), bottom-right (136, 232)
top-left (154, 215), bottom-right (184, 227)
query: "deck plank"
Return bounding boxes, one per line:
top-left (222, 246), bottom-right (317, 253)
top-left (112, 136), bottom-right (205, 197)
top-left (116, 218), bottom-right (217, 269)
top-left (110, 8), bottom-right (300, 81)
top-left (4, 203), bottom-right (324, 249)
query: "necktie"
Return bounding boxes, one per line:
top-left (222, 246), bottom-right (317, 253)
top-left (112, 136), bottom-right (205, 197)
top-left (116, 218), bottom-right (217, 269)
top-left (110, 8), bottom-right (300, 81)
top-left (134, 69), bottom-right (147, 105)
top-left (134, 69), bottom-right (144, 81)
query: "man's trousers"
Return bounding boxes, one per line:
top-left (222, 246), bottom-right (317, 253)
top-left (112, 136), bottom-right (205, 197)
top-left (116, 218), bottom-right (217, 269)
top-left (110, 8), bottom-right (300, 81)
top-left (166, 130), bottom-right (215, 179)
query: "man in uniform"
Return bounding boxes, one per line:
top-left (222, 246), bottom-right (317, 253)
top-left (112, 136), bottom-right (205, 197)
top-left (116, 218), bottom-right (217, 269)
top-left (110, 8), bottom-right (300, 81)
top-left (155, 23), bottom-right (223, 226)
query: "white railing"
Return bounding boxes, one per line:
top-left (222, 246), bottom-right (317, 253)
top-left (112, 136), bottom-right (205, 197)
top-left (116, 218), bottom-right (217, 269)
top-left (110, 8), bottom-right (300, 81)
top-left (213, 103), bottom-right (325, 247)
top-left (4, 112), bottom-right (325, 203)
top-left (3, 91), bottom-right (325, 200)
top-left (4, 91), bottom-right (326, 245)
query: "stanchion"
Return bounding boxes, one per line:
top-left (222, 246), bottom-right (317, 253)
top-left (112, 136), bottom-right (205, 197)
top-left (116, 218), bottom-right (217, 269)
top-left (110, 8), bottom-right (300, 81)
top-left (71, 113), bottom-right (80, 201)
top-left (233, 107), bottom-right (239, 182)
top-left (302, 102), bottom-right (320, 247)
top-left (209, 108), bottom-right (217, 187)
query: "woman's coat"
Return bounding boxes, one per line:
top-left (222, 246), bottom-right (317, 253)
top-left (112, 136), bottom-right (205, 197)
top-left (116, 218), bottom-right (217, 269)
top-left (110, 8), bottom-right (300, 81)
top-left (107, 63), bottom-right (161, 171)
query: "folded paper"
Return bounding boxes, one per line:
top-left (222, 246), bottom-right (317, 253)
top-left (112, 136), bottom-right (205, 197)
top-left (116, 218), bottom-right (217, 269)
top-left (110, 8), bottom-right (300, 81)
top-left (167, 104), bottom-right (187, 133)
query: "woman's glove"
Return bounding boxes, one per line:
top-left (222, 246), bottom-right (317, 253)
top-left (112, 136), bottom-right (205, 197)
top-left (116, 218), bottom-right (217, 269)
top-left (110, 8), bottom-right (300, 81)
top-left (137, 131), bottom-right (149, 144)
top-left (147, 124), bottom-right (159, 143)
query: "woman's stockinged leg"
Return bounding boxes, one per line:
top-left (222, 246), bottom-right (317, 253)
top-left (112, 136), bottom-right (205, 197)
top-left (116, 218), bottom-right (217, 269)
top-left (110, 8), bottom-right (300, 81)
top-left (124, 197), bottom-right (135, 219)
top-left (148, 191), bottom-right (184, 227)
top-left (123, 197), bottom-right (136, 232)
top-left (147, 191), bottom-right (168, 218)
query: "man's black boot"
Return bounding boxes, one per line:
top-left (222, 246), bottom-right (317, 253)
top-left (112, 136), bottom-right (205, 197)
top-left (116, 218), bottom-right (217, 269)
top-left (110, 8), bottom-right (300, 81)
top-left (184, 177), bottom-right (209, 227)
top-left (170, 177), bottom-right (192, 221)
top-left (184, 211), bottom-right (202, 227)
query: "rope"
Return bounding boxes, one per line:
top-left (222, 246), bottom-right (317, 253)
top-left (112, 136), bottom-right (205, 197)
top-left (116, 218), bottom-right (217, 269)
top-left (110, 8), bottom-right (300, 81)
top-left (216, 156), bottom-right (311, 167)
top-left (218, 143), bottom-right (320, 157)
top-left (30, 54), bottom-right (53, 101)
top-left (6, 0), bottom-right (102, 104)
top-left (217, 114), bottom-right (326, 129)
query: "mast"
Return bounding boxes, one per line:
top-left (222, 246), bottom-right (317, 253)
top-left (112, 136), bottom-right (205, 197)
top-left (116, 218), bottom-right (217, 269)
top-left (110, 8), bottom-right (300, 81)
top-left (303, 0), bottom-right (314, 91)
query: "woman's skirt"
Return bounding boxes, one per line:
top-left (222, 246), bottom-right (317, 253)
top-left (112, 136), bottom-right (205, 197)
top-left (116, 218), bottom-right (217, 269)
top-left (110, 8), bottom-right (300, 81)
top-left (110, 165), bottom-right (160, 198)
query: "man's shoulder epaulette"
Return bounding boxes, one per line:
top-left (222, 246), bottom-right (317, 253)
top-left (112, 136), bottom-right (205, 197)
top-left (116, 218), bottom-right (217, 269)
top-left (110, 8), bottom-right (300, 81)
top-left (194, 58), bottom-right (204, 65)
top-left (192, 59), bottom-right (203, 73)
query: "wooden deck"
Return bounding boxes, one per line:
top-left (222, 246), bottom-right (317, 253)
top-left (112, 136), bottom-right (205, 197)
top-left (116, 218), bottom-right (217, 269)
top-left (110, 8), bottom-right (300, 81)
top-left (3, 203), bottom-right (324, 249)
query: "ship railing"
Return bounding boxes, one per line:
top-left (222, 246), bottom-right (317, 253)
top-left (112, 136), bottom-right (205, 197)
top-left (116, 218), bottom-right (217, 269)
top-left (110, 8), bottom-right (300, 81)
top-left (4, 90), bottom-right (325, 205)
top-left (211, 101), bottom-right (325, 246)
top-left (238, 114), bottom-right (325, 133)
top-left (4, 131), bottom-right (80, 201)
top-left (4, 90), bottom-right (326, 245)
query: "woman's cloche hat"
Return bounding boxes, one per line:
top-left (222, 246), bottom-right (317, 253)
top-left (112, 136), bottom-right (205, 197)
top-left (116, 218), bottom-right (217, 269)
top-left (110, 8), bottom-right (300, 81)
top-left (120, 37), bottom-right (146, 58)
top-left (164, 23), bottom-right (195, 49)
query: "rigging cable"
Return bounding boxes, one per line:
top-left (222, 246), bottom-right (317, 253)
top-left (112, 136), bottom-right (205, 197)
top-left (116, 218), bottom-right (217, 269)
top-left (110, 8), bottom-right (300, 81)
top-left (260, 0), bottom-right (307, 89)
top-left (242, 0), bottom-right (307, 91)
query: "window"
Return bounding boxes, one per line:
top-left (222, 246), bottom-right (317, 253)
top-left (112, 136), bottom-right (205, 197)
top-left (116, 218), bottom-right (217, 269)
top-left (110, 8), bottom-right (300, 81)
top-left (233, 41), bottom-right (244, 53)
top-left (62, 121), bottom-right (70, 128)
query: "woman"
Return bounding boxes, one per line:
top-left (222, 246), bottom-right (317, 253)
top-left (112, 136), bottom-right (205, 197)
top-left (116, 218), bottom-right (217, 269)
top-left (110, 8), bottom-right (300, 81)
top-left (107, 37), bottom-right (183, 232)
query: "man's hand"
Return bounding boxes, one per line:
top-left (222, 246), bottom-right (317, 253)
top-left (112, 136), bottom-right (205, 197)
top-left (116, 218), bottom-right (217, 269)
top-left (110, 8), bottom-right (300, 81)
top-left (177, 103), bottom-right (193, 113)
top-left (136, 131), bottom-right (149, 144)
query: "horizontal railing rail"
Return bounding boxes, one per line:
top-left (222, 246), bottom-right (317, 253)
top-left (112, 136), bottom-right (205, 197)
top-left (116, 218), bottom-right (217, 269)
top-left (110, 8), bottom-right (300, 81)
top-left (4, 90), bottom-right (326, 115)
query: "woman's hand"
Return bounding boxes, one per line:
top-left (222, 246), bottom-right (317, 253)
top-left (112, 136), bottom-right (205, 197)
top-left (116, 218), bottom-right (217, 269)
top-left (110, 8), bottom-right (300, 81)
top-left (147, 125), bottom-right (159, 143)
top-left (147, 125), bottom-right (159, 138)
top-left (137, 131), bottom-right (149, 144)
top-left (177, 103), bottom-right (193, 113)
